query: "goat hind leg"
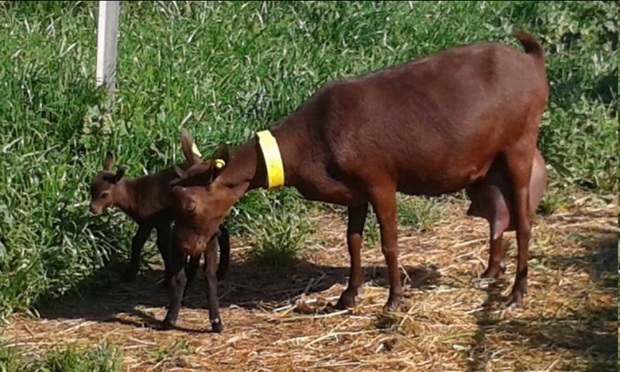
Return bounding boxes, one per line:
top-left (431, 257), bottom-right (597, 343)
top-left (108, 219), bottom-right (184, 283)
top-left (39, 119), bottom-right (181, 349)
top-left (124, 225), bottom-right (151, 283)
top-left (481, 231), bottom-right (506, 279)
top-left (369, 186), bottom-right (404, 311)
top-left (504, 147), bottom-right (535, 308)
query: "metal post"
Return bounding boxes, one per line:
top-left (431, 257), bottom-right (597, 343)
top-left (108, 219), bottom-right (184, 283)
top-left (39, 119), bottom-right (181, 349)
top-left (96, 0), bottom-right (120, 96)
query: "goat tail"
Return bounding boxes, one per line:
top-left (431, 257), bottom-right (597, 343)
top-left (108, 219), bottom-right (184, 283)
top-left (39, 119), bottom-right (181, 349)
top-left (512, 31), bottom-right (545, 68)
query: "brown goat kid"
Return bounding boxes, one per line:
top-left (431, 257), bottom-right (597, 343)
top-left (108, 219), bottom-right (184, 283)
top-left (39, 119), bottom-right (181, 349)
top-left (88, 152), bottom-right (231, 287)
top-left (165, 31), bottom-right (548, 329)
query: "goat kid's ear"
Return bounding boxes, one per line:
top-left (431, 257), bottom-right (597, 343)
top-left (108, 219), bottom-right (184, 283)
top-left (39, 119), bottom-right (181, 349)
top-left (113, 165), bottom-right (126, 183)
top-left (180, 128), bottom-right (202, 165)
top-left (174, 165), bottom-right (187, 179)
top-left (211, 142), bottom-right (230, 178)
top-left (103, 151), bottom-right (114, 171)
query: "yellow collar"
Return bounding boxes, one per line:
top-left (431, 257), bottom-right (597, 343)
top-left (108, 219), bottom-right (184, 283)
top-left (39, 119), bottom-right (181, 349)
top-left (256, 130), bottom-right (285, 189)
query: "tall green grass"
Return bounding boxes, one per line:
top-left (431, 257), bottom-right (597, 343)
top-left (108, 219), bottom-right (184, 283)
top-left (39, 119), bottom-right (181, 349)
top-left (0, 1), bottom-right (616, 318)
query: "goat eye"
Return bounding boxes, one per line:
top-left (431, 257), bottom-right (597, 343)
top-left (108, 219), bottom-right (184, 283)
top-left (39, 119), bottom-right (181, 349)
top-left (100, 192), bottom-right (110, 199)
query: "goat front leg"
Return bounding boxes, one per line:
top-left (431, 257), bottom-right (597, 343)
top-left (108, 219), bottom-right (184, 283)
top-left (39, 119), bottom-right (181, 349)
top-left (369, 187), bottom-right (404, 311)
top-left (216, 225), bottom-right (231, 281)
top-left (161, 245), bottom-right (187, 330)
top-left (335, 203), bottom-right (368, 309)
top-left (181, 255), bottom-right (201, 306)
top-left (204, 237), bottom-right (223, 333)
top-left (123, 225), bottom-right (152, 283)
top-left (155, 223), bottom-right (173, 287)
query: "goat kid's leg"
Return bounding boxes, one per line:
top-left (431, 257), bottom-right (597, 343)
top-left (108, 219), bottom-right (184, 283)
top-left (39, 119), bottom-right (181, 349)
top-left (204, 237), bottom-right (223, 333)
top-left (335, 204), bottom-right (369, 310)
top-left (181, 255), bottom-right (200, 306)
top-left (216, 225), bottom-right (231, 281)
top-left (123, 225), bottom-right (152, 283)
top-left (370, 188), bottom-right (404, 311)
top-left (155, 224), bottom-right (173, 287)
top-left (161, 246), bottom-right (187, 330)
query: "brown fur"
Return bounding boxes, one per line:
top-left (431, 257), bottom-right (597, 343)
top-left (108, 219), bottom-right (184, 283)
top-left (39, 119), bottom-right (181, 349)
top-left (88, 152), bottom-right (231, 288)
top-left (163, 31), bottom-right (548, 330)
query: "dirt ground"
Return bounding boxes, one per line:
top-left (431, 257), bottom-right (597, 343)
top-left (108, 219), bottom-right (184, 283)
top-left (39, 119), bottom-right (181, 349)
top-left (2, 195), bottom-right (617, 371)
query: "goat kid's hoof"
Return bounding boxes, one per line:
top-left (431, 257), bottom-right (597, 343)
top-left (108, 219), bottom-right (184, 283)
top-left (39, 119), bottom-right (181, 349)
top-left (211, 319), bottom-right (223, 333)
top-left (160, 319), bottom-right (176, 330)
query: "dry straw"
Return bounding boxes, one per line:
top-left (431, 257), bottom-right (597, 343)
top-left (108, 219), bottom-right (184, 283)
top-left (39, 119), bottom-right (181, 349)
top-left (2, 193), bottom-right (617, 371)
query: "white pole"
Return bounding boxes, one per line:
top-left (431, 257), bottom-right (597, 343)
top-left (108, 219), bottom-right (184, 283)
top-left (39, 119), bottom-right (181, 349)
top-left (96, 0), bottom-right (120, 96)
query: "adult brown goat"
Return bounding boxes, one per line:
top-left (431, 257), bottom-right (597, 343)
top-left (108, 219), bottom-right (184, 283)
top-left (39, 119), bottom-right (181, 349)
top-left (163, 31), bottom-right (548, 331)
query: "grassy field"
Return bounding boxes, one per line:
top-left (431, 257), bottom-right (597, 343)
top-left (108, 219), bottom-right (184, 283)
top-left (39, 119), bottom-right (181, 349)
top-left (0, 1), bottom-right (617, 370)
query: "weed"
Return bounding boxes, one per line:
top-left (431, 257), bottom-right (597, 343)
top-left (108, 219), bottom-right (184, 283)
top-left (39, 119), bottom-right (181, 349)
top-left (240, 193), bottom-right (315, 269)
top-left (150, 339), bottom-right (190, 367)
top-left (397, 195), bottom-right (445, 232)
top-left (0, 340), bottom-right (122, 372)
top-left (364, 210), bottom-right (381, 249)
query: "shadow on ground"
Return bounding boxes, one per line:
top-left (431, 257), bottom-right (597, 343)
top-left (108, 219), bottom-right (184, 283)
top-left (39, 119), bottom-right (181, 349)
top-left (466, 227), bottom-right (618, 372)
top-left (34, 257), bottom-right (441, 330)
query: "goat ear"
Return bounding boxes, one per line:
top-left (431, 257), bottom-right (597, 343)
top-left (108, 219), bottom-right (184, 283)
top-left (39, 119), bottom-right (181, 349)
top-left (174, 165), bottom-right (187, 179)
top-left (113, 165), bottom-right (126, 183)
top-left (213, 143), bottom-right (231, 164)
top-left (180, 128), bottom-right (201, 165)
top-left (103, 151), bottom-right (114, 171)
top-left (211, 142), bottom-right (230, 178)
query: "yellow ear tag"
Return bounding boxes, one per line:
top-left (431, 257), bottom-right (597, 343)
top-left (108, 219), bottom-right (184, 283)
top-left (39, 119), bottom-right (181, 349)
top-left (191, 142), bottom-right (202, 158)
top-left (214, 159), bottom-right (226, 169)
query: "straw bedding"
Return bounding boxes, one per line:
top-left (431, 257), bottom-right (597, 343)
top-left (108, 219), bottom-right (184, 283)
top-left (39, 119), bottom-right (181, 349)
top-left (2, 193), bottom-right (617, 371)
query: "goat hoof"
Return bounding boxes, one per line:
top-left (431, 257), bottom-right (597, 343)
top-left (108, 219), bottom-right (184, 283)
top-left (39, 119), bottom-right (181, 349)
top-left (479, 269), bottom-right (493, 279)
top-left (480, 262), bottom-right (506, 279)
top-left (383, 295), bottom-right (404, 313)
top-left (211, 319), bottom-right (223, 333)
top-left (505, 291), bottom-right (524, 309)
top-left (160, 319), bottom-right (176, 330)
top-left (480, 267), bottom-right (501, 279)
top-left (334, 290), bottom-right (358, 310)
